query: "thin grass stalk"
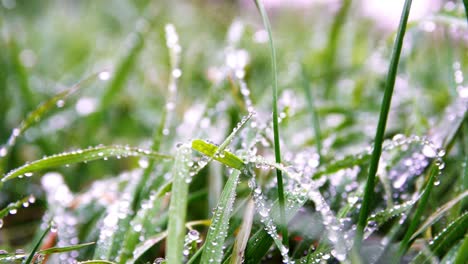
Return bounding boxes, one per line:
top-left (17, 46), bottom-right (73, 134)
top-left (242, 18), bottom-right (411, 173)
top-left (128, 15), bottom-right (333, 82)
top-left (253, 0), bottom-right (288, 247)
top-left (355, 0), bottom-right (412, 248)
top-left (24, 223), bottom-right (52, 264)
top-left (301, 64), bottom-right (323, 160)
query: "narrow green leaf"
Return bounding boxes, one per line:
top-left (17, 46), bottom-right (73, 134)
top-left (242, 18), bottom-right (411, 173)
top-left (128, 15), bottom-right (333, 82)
top-left (201, 170), bottom-right (240, 263)
top-left (131, 231), bottom-right (168, 263)
top-left (356, 0), bottom-right (413, 246)
top-left (1, 145), bottom-right (172, 182)
top-left (0, 196), bottom-right (33, 218)
top-left (368, 200), bottom-right (415, 226)
top-left (39, 242), bottom-right (95, 255)
top-left (430, 212), bottom-right (468, 257)
top-left (410, 190), bottom-right (468, 241)
top-left (399, 166), bottom-right (439, 256)
top-left (301, 64), bottom-right (322, 160)
top-left (454, 236), bottom-right (468, 264)
top-left (192, 139), bottom-right (245, 170)
top-left (253, 0), bottom-right (288, 247)
top-left (24, 223), bottom-right (52, 264)
top-left (166, 144), bottom-right (192, 264)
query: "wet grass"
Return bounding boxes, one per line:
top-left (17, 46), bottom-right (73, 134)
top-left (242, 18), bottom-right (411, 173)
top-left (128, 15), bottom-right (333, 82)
top-left (0, 1), bottom-right (468, 263)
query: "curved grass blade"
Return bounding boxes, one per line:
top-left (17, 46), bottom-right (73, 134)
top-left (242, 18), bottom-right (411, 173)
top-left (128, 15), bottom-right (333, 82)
top-left (166, 144), bottom-right (192, 264)
top-left (24, 222), bottom-right (52, 264)
top-left (412, 212), bottom-right (468, 263)
top-left (367, 199), bottom-right (415, 227)
top-left (0, 195), bottom-right (34, 218)
top-left (0, 72), bottom-right (100, 173)
top-left (119, 186), bottom-right (169, 263)
top-left (253, 0), bottom-right (288, 247)
top-left (410, 190), bottom-right (468, 241)
top-left (39, 242), bottom-right (95, 255)
top-left (356, 0), bottom-right (413, 246)
top-left (1, 145), bottom-right (172, 182)
top-left (131, 231), bottom-right (168, 264)
top-left (200, 170), bottom-right (240, 263)
top-left (192, 139), bottom-right (244, 170)
top-left (399, 166), bottom-right (439, 257)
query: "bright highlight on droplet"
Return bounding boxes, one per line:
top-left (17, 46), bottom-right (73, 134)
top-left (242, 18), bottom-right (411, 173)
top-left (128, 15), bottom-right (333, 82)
top-left (98, 71), bottom-right (111, 80)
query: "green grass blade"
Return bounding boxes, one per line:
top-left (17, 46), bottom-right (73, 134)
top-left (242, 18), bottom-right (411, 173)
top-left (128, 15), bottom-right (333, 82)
top-left (1, 145), bottom-right (172, 182)
top-left (39, 242), bottom-right (95, 255)
top-left (201, 170), bottom-right (240, 263)
top-left (455, 236), bottom-right (468, 264)
top-left (253, 0), bottom-right (288, 247)
top-left (398, 166), bottom-right (438, 257)
top-left (119, 186), bottom-right (169, 263)
top-left (0, 72), bottom-right (100, 173)
top-left (99, 29), bottom-right (145, 110)
top-left (166, 144), bottom-right (192, 264)
top-left (430, 212), bottom-right (468, 258)
top-left (410, 190), bottom-right (468, 241)
top-left (322, 0), bottom-right (352, 99)
top-left (192, 139), bottom-right (245, 170)
top-left (355, 0), bottom-right (413, 246)
top-left (301, 64), bottom-right (323, 160)
top-left (0, 195), bottom-right (34, 218)
top-left (24, 222), bottom-right (52, 264)
top-left (131, 231), bottom-right (168, 263)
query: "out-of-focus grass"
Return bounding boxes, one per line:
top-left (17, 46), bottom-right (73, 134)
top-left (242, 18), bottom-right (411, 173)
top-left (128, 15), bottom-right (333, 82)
top-left (0, 0), bottom-right (467, 263)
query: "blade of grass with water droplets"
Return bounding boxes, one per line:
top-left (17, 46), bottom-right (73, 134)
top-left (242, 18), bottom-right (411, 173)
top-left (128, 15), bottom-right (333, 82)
top-left (166, 144), bottom-right (192, 264)
top-left (130, 231), bottom-right (168, 263)
top-left (192, 140), bottom-right (244, 170)
top-left (398, 166), bottom-right (438, 257)
top-left (0, 72), bottom-right (100, 174)
top-left (39, 242), bottom-right (95, 255)
top-left (119, 185), bottom-right (169, 263)
top-left (24, 223), bottom-right (52, 264)
top-left (253, 0), bottom-right (288, 247)
top-left (93, 171), bottom-right (141, 260)
top-left (0, 195), bottom-right (34, 218)
top-left (410, 190), bottom-right (468, 241)
top-left (200, 170), bottom-right (240, 263)
top-left (356, 0), bottom-right (412, 247)
top-left (1, 145), bottom-right (172, 182)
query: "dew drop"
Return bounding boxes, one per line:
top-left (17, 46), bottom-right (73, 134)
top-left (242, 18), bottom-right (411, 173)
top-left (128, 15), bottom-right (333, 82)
top-left (99, 71), bottom-right (111, 81)
top-left (9, 209), bottom-right (17, 215)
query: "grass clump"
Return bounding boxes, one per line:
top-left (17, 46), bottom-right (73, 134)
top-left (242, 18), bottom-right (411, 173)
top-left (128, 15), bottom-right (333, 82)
top-left (1, 1), bottom-right (468, 263)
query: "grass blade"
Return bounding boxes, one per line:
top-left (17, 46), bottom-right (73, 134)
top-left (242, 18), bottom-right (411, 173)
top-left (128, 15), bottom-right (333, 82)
top-left (455, 236), bottom-right (468, 264)
top-left (39, 242), bottom-right (95, 255)
top-left (0, 72), bottom-right (100, 173)
top-left (192, 139), bottom-right (245, 170)
top-left (166, 144), bottom-right (192, 264)
top-left (355, 0), bottom-right (413, 246)
top-left (24, 222), bottom-right (52, 264)
top-left (410, 190), bottom-right (468, 241)
top-left (0, 195), bottom-right (34, 218)
top-left (253, 0), bottom-right (288, 247)
top-left (463, 0), bottom-right (468, 24)
top-left (301, 64), bottom-right (323, 160)
top-left (398, 166), bottom-right (439, 257)
top-left (201, 170), bottom-right (240, 263)
top-left (1, 145), bottom-right (172, 182)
